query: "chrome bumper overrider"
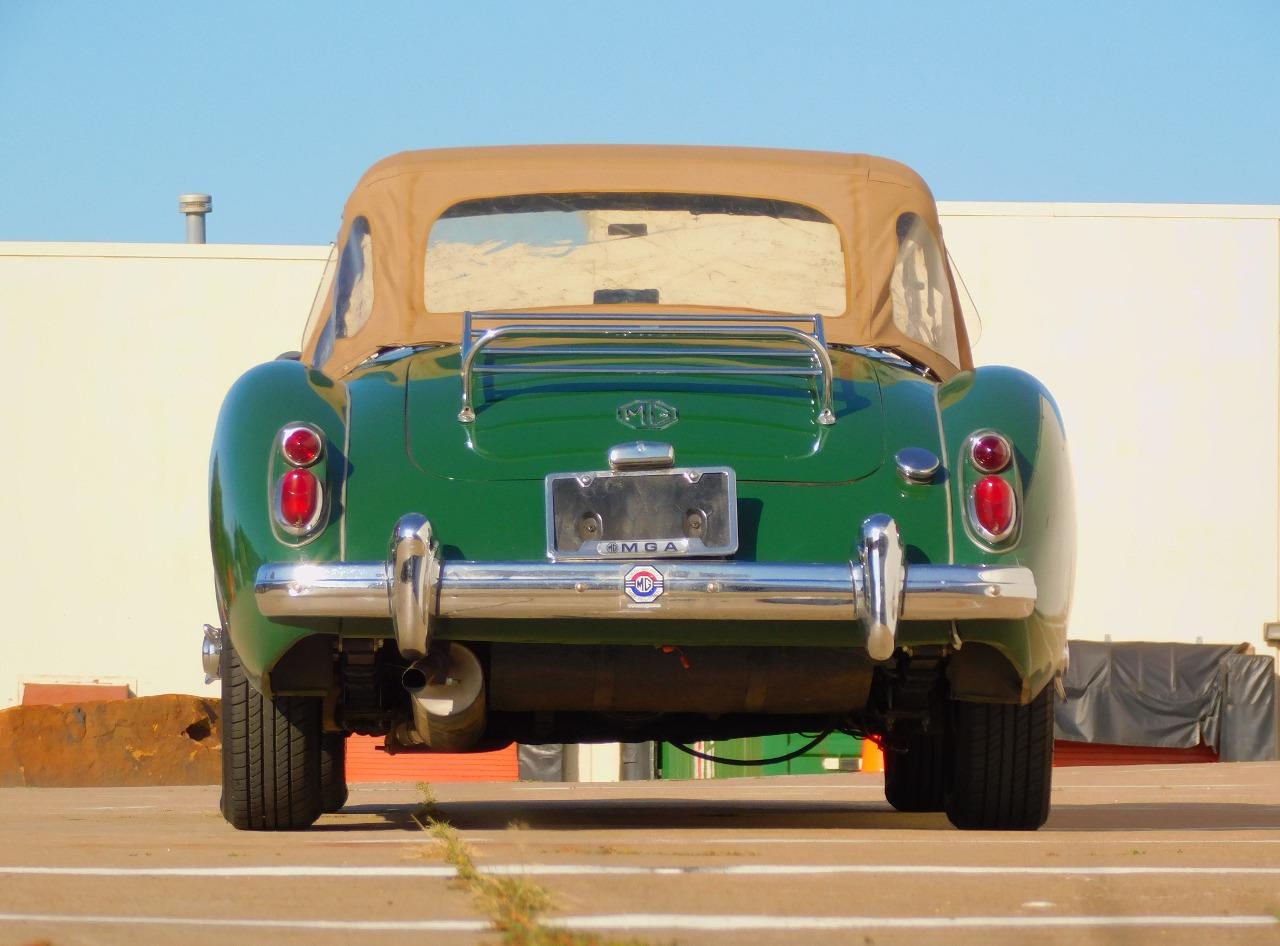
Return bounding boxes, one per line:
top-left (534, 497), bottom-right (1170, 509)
top-left (253, 514), bottom-right (1036, 663)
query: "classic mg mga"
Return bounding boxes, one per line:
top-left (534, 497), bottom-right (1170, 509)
top-left (206, 145), bottom-right (1074, 831)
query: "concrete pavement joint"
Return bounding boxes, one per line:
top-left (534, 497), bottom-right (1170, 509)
top-left (0, 912), bottom-right (488, 932)
top-left (550, 914), bottom-right (1280, 931)
top-left (305, 835), bottom-right (1280, 846)
top-left (4, 864), bottom-right (1280, 877)
top-left (0, 912), bottom-right (1275, 933)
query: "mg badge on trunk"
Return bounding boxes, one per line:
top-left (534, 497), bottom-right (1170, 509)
top-left (623, 564), bottom-right (665, 603)
top-left (618, 399), bottom-right (678, 430)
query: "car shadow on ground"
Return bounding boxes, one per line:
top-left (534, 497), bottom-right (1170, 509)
top-left (320, 798), bottom-right (1280, 833)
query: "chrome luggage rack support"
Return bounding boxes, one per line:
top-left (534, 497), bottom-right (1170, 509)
top-left (457, 312), bottom-right (838, 426)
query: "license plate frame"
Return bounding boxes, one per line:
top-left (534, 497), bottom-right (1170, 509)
top-left (545, 466), bottom-right (738, 561)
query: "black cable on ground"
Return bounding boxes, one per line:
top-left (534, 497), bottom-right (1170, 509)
top-left (668, 728), bottom-right (834, 767)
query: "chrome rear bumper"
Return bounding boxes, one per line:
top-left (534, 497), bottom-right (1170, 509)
top-left (254, 513), bottom-right (1036, 662)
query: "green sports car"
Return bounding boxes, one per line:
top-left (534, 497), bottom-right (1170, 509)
top-left (206, 145), bottom-right (1075, 831)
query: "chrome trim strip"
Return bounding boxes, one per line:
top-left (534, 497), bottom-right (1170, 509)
top-left (438, 560), bottom-right (856, 620)
top-left (503, 345), bottom-right (825, 359)
top-left (457, 313), bottom-right (837, 426)
top-left (932, 385), bottom-right (955, 564)
top-left (473, 364), bottom-right (822, 377)
top-left (255, 560), bottom-right (1035, 624)
top-left (339, 393), bottom-right (351, 562)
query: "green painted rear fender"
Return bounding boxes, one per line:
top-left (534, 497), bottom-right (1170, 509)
top-left (209, 360), bottom-right (348, 694)
top-left (939, 366), bottom-right (1076, 702)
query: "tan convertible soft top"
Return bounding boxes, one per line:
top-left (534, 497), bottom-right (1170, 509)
top-left (306, 145), bottom-right (971, 379)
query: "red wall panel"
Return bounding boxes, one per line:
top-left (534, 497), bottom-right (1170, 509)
top-left (22, 683), bottom-right (132, 706)
top-left (345, 735), bottom-right (519, 783)
top-left (1053, 739), bottom-right (1219, 766)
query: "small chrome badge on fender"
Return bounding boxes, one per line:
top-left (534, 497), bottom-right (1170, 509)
top-left (618, 399), bottom-right (679, 430)
top-left (623, 564), bottom-right (665, 603)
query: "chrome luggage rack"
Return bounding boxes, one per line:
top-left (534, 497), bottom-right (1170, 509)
top-left (457, 312), bottom-right (838, 426)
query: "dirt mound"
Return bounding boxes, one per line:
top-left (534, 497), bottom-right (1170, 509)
top-left (0, 695), bottom-right (221, 787)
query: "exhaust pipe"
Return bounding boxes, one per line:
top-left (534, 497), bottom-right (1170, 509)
top-left (393, 643), bottom-right (486, 752)
top-left (178, 193), bottom-right (212, 244)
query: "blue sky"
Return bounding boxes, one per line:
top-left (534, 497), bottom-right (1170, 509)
top-left (2, 1), bottom-right (1277, 245)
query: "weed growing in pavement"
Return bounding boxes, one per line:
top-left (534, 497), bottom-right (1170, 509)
top-left (413, 783), bottom-right (656, 946)
top-left (414, 781), bottom-right (441, 820)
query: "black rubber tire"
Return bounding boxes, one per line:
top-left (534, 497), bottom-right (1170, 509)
top-left (320, 732), bottom-right (349, 813)
top-left (945, 684), bottom-right (1055, 830)
top-left (220, 637), bottom-right (324, 831)
top-left (883, 730), bottom-right (946, 812)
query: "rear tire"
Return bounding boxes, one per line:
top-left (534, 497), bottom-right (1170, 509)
top-left (883, 730), bottom-right (946, 812)
top-left (320, 732), bottom-right (349, 813)
top-left (220, 637), bottom-right (324, 831)
top-left (945, 684), bottom-right (1055, 830)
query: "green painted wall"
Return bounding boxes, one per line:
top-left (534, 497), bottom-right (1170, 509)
top-left (660, 732), bottom-right (863, 779)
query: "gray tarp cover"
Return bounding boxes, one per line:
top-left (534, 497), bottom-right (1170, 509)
top-left (1220, 653), bottom-right (1279, 762)
top-left (1055, 640), bottom-right (1277, 761)
top-left (517, 743), bottom-right (564, 781)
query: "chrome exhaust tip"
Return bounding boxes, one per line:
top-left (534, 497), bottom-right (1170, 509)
top-left (395, 643), bottom-right (486, 752)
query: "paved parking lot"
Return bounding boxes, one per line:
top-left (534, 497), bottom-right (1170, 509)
top-left (1, 761), bottom-right (1278, 945)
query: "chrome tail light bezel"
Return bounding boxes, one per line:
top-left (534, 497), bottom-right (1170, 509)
top-left (962, 429), bottom-right (1021, 549)
top-left (271, 422), bottom-right (329, 544)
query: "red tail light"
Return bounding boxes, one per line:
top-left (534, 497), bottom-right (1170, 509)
top-left (282, 426), bottom-right (323, 467)
top-left (970, 432), bottom-right (1011, 473)
top-left (279, 468), bottom-right (321, 531)
top-left (971, 475), bottom-right (1015, 540)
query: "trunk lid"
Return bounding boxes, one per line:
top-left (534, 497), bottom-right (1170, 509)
top-left (403, 348), bottom-right (885, 484)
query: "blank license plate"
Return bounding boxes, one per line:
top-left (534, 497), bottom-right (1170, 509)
top-left (545, 467), bottom-right (737, 560)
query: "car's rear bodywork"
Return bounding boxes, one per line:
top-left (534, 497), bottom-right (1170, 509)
top-left (208, 146), bottom-right (1074, 830)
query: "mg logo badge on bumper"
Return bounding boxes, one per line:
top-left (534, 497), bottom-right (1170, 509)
top-left (623, 564), bottom-right (665, 603)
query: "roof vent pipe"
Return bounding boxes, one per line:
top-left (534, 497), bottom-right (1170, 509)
top-left (178, 193), bottom-right (212, 244)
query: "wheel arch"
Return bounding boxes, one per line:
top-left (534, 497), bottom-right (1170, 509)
top-left (939, 366), bottom-right (1075, 696)
top-left (209, 360), bottom-right (350, 693)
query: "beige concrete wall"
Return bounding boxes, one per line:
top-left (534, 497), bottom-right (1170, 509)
top-left (939, 203), bottom-right (1280, 653)
top-left (2, 204), bottom-right (1277, 706)
top-left (0, 243), bottom-right (330, 707)
top-left (563, 743), bottom-right (623, 783)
